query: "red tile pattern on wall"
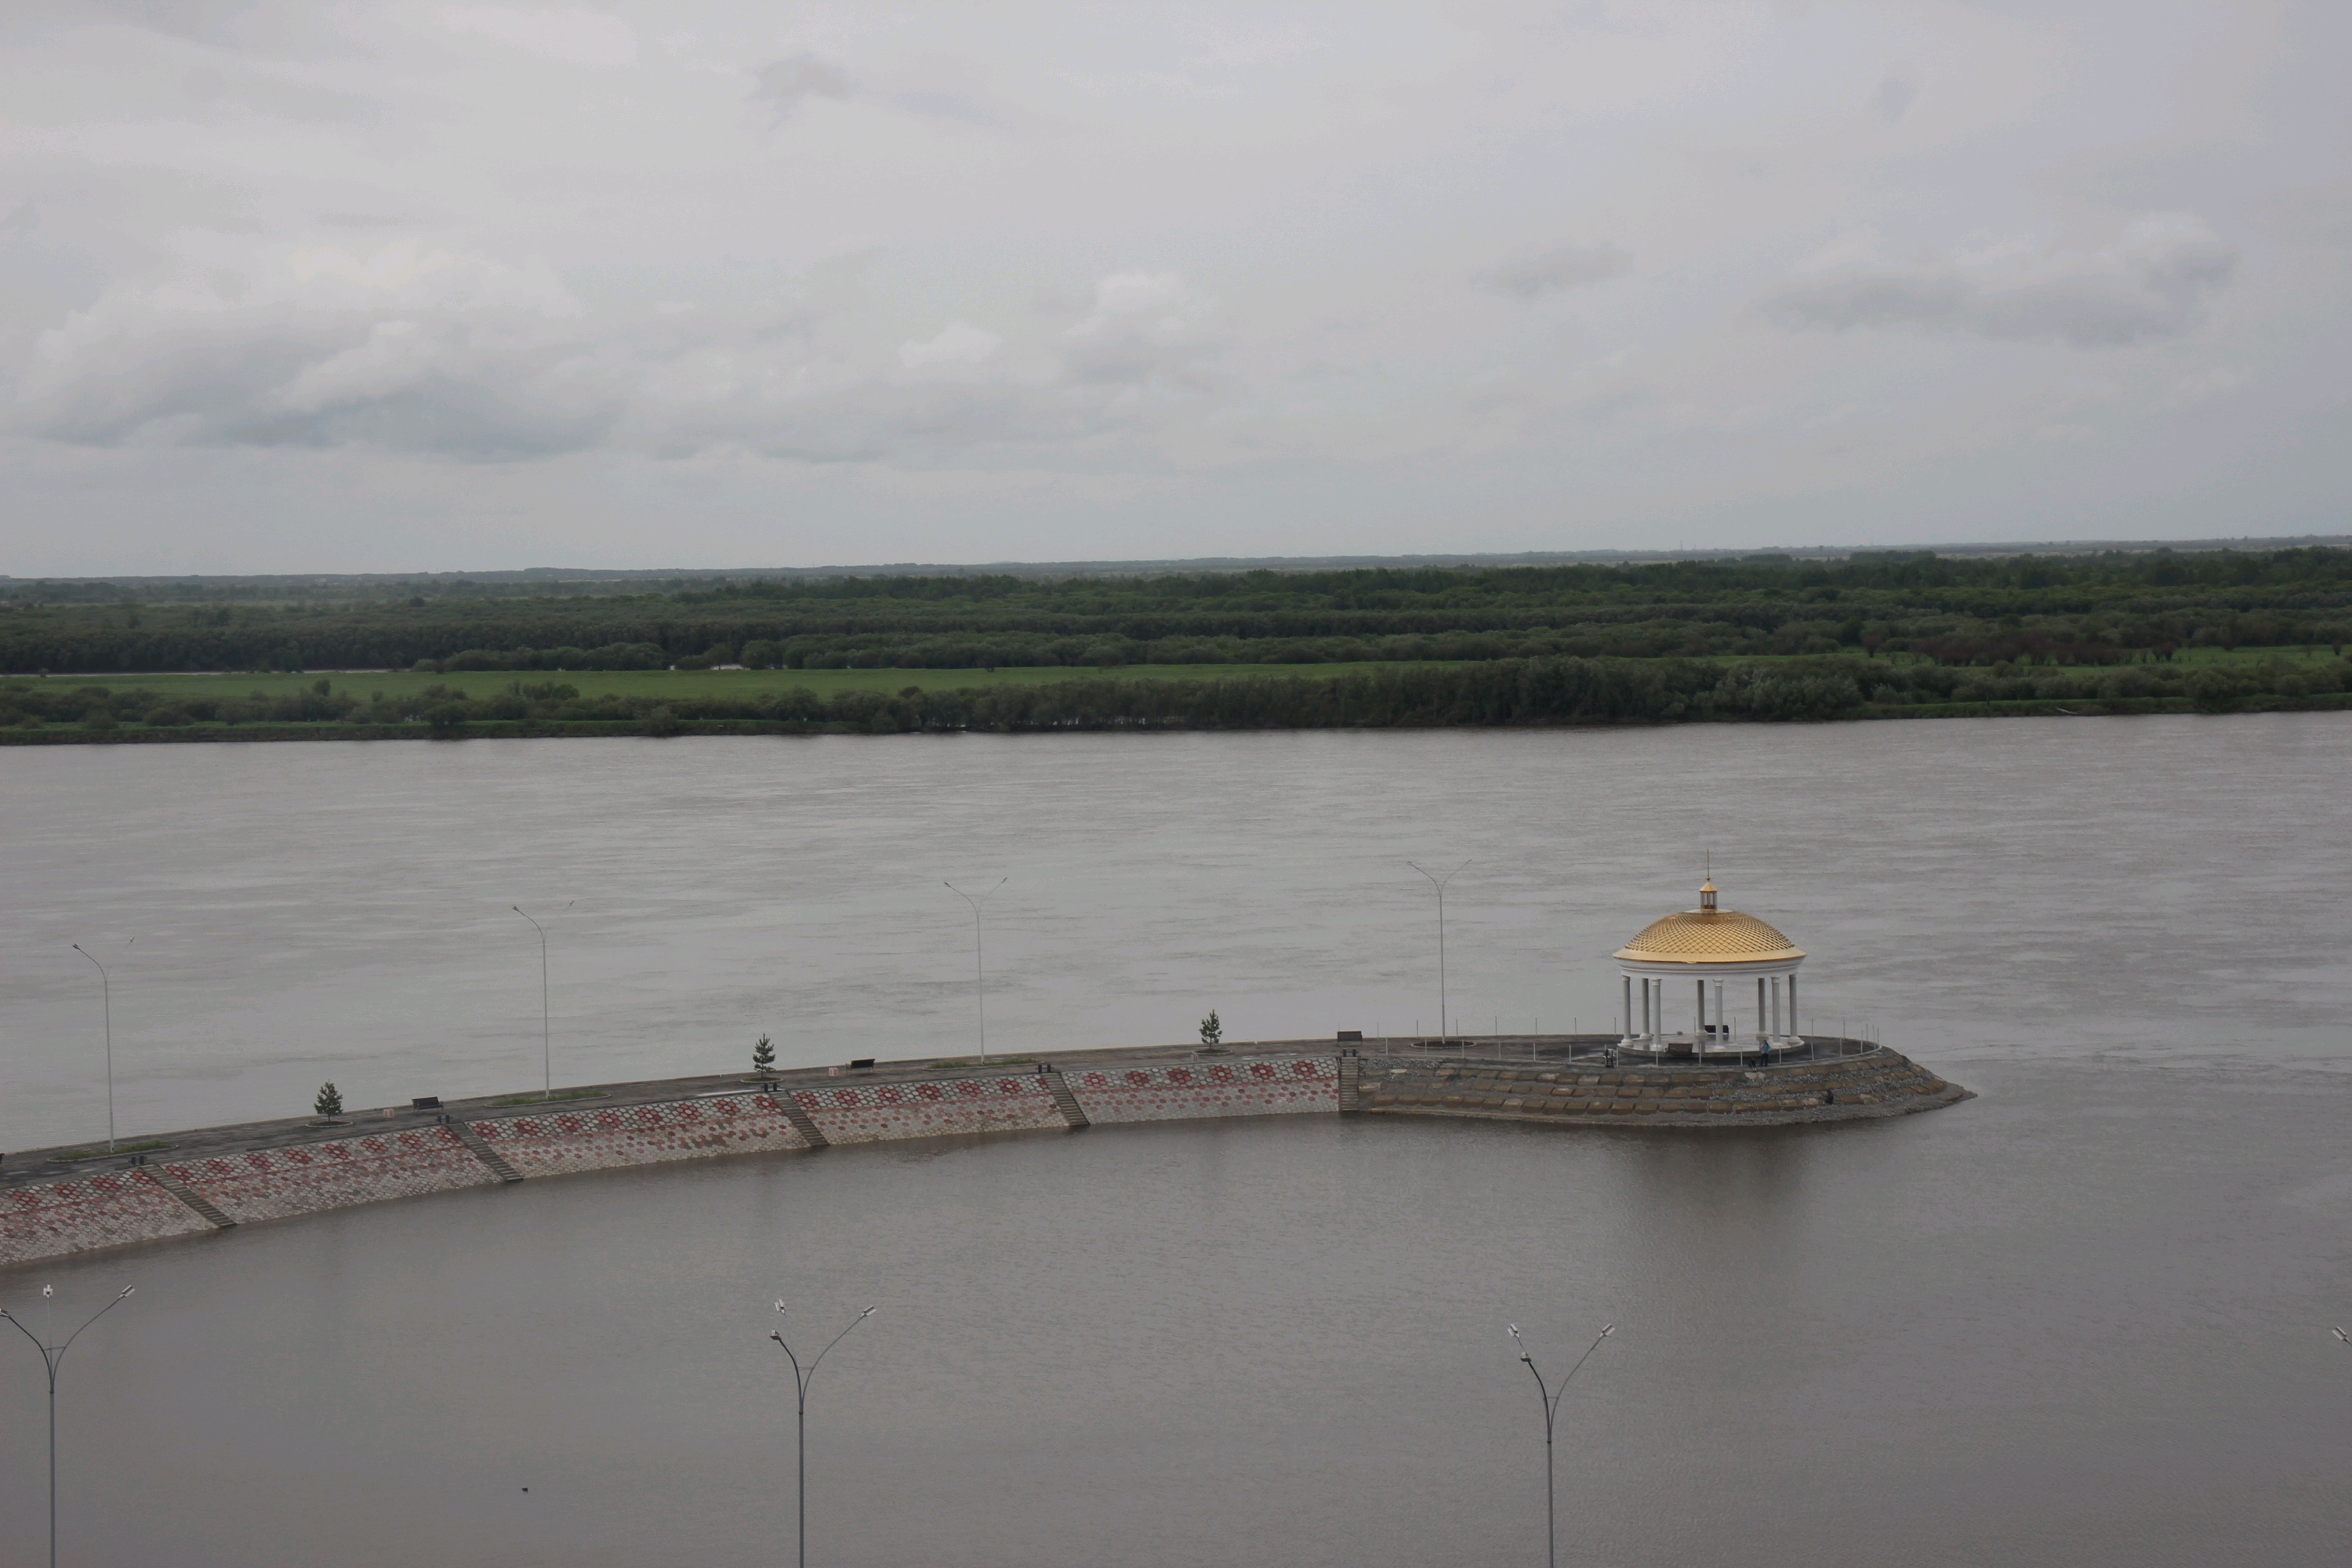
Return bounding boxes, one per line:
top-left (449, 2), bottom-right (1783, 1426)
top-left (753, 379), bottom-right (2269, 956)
top-left (793, 1076), bottom-right (1066, 1144)
top-left (4, 1057), bottom-right (1345, 1267)
top-left (470, 1093), bottom-right (806, 1176)
top-left (0, 1170), bottom-right (216, 1265)
top-left (166, 1127), bottom-right (498, 1225)
top-left (1068, 1054), bottom-right (1340, 1124)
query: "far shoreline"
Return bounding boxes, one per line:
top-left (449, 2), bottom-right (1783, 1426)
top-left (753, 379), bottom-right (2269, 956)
top-left (5, 652), bottom-right (2347, 742)
top-left (6, 697), bottom-right (2351, 744)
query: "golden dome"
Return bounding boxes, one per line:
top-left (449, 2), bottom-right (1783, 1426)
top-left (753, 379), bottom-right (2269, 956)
top-left (1614, 894), bottom-right (1805, 966)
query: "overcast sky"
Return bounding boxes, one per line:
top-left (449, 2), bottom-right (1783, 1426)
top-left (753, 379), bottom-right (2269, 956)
top-left (3, 1), bottom-right (2347, 574)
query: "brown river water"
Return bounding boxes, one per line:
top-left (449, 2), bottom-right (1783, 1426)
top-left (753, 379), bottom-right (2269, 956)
top-left (3, 717), bottom-right (2350, 1565)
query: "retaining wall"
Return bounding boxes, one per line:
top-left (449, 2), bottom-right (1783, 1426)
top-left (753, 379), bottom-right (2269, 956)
top-left (1, 1044), bottom-right (1969, 1270)
top-left (1356, 1048), bottom-right (1967, 1126)
top-left (166, 1127), bottom-right (500, 1225)
top-left (1065, 1055), bottom-right (1338, 1123)
top-left (1, 1170), bottom-right (216, 1260)
top-left (475, 1092), bottom-right (808, 1177)
top-left (793, 1076), bottom-right (1066, 1143)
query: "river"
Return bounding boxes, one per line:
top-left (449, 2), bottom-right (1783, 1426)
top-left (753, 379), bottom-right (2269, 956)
top-left (3, 717), bottom-right (2350, 1564)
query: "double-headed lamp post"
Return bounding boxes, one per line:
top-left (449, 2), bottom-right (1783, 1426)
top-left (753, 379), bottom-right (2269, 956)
top-left (1508, 1321), bottom-right (1614, 1568)
top-left (771, 1303), bottom-right (876, 1568)
top-left (944, 879), bottom-right (1004, 1064)
top-left (1406, 861), bottom-right (1467, 1043)
top-left (3, 1284), bottom-right (135, 1568)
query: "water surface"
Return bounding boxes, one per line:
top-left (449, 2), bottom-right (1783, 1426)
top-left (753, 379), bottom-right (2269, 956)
top-left (5, 717), bottom-right (2347, 1149)
top-left (5, 1062), bottom-right (2350, 1567)
top-left (4, 717), bottom-right (2350, 1565)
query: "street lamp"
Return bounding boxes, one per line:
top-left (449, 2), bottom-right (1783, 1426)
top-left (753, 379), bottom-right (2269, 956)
top-left (1508, 1321), bottom-right (1614, 1568)
top-left (68, 942), bottom-right (130, 1152)
top-left (3, 1284), bottom-right (135, 1568)
top-left (943, 879), bottom-right (1004, 1064)
top-left (511, 902), bottom-right (572, 1099)
top-left (1406, 861), bottom-right (1467, 1043)
top-left (770, 1302), bottom-right (876, 1568)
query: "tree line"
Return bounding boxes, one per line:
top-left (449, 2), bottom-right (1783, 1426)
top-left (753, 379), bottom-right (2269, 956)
top-left (4, 546), bottom-right (2349, 677)
top-left (6, 653), bottom-right (2347, 741)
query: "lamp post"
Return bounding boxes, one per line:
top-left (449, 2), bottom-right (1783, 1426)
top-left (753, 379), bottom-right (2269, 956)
top-left (3, 1284), bottom-right (135, 1568)
top-left (943, 879), bottom-right (1004, 1064)
top-left (1406, 861), bottom-right (1467, 1043)
top-left (511, 902), bottom-right (571, 1099)
top-left (68, 942), bottom-right (129, 1152)
top-left (1508, 1321), bottom-right (1614, 1568)
top-left (770, 1302), bottom-right (876, 1568)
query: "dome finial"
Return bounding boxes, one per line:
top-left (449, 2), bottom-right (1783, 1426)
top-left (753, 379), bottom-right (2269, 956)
top-left (1699, 852), bottom-right (1717, 911)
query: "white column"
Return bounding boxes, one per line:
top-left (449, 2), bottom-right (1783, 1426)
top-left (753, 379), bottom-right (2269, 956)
top-left (1622, 975), bottom-right (1632, 1040)
top-left (1694, 978), bottom-right (1705, 1044)
top-left (1713, 979), bottom-right (1725, 1050)
top-left (1757, 977), bottom-right (1767, 1044)
top-left (1788, 975), bottom-right (1798, 1040)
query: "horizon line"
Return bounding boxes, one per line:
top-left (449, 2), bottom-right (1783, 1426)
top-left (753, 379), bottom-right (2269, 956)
top-left (9, 532), bottom-right (2350, 586)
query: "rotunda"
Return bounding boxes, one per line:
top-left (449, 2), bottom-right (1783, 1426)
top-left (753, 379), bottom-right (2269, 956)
top-left (1614, 880), bottom-right (1805, 1056)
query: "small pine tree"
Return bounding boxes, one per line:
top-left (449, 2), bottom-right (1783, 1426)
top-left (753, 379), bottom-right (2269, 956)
top-left (314, 1081), bottom-right (343, 1117)
top-left (752, 1033), bottom-right (776, 1076)
top-left (1199, 1011), bottom-right (1222, 1047)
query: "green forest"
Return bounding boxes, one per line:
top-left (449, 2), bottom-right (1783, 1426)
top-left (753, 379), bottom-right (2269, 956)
top-left (4, 546), bottom-right (2350, 739)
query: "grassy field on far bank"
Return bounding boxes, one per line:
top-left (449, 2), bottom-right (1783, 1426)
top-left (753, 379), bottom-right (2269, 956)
top-left (7, 645), bottom-right (2347, 742)
top-left (24, 661), bottom-right (1468, 703)
top-left (25, 638), bottom-right (2337, 705)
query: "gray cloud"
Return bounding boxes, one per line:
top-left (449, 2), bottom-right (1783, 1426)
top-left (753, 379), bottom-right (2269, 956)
top-left (180, 62), bottom-right (383, 123)
top-left (757, 54), bottom-right (851, 119)
top-left (1479, 244), bottom-right (1631, 300)
top-left (2, 1), bottom-right (2342, 571)
top-left (1871, 64), bottom-right (1920, 123)
top-left (1061, 334), bottom-right (1223, 394)
top-left (737, 384), bottom-right (1112, 465)
top-left (1762, 217), bottom-right (2238, 347)
top-left (886, 89), bottom-right (1000, 127)
top-left (27, 325), bottom-right (622, 459)
top-left (15, 247), bottom-right (1229, 466)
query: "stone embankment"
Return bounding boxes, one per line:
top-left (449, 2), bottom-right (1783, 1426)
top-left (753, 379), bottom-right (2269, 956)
top-left (2, 1039), bottom-right (1964, 1269)
top-left (1356, 1046), bottom-right (1968, 1126)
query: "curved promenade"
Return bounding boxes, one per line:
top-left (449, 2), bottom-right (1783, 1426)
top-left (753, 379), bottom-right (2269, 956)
top-left (1, 1037), bottom-right (1968, 1268)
